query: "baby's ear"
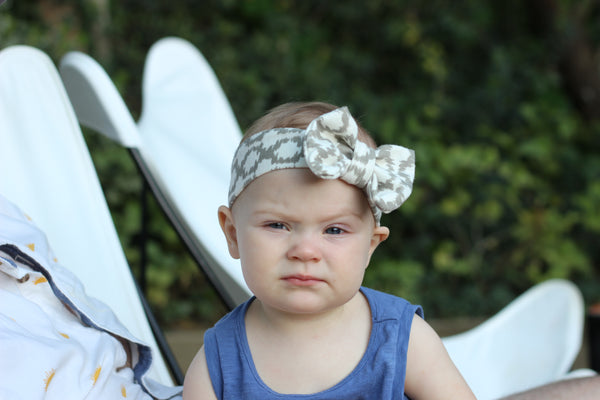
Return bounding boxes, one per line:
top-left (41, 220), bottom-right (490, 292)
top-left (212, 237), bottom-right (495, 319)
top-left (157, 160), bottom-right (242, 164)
top-left (369, 225), bottom-right (389, 258)
top-left (218, 206), bottom-right (240, 259)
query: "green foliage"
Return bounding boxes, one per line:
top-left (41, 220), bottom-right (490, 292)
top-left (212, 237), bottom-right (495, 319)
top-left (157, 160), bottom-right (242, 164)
top-left (2, 1), bottom-right (600, 322)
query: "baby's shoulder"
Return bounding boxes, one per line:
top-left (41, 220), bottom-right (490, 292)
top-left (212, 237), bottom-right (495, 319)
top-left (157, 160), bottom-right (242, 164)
top-left (361, 287), bottom-right (424, 320)
top-left (183, 346), bottom-right (218, 400)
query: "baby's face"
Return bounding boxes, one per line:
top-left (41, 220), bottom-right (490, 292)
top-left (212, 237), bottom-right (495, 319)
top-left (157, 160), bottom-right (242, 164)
top-left (224, 168), bottom-right (389, 316)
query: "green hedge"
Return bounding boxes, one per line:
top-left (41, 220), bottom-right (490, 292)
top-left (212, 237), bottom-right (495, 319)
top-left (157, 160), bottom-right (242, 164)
top-left (2, 0), bottom-right (599, 324)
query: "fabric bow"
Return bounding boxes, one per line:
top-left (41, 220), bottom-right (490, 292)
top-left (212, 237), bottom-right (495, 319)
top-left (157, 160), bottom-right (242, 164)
top-left (304, 107), bottom-right (415, 221)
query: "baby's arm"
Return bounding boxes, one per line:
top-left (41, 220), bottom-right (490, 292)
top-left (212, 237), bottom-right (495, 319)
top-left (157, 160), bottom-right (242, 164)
top-left (183, 345), bottom-right (218, 400)
top-left (404, 315), bottom-right (476, 399)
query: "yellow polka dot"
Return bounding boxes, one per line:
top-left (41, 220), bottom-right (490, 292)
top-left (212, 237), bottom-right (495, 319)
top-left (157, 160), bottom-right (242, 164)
top-left (121, 385), bottom-right (127, 397)
top-left (92, 366), bottom-right (101, 386)
top-left (53, 257), bottom-right (58, 263)
top-left (25, 213), bottom-right (32, 221)
top-left (44, 369), bottom-right (55, 392)
top-left (34, 276), bottom-right (48, 285)
top-left (59, 332), bottom-right (70, 339)
top-left (26, 243), bottom-right (35, 251)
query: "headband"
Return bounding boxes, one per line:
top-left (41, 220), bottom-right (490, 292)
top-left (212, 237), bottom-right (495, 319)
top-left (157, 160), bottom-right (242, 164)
top-left (228, 107), bottom-right (415, 224)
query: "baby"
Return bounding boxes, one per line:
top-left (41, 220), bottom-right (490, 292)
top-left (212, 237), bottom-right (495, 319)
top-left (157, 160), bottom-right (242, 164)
top-left (183, 102), bottom-right (475, 399)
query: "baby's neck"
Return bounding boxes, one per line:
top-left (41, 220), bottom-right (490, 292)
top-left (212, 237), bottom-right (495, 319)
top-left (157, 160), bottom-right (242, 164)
top-left (249, 294), bottom-right (364, 335)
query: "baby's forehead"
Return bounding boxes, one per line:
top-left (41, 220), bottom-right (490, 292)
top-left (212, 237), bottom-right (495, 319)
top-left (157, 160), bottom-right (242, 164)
top-left (234, 168), bottom-right (373, 216)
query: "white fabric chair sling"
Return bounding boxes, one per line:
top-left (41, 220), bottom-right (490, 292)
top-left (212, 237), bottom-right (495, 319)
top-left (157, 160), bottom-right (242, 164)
top-left (0, 45), bottom-right (180, 387)
top-left (60, 37), bottom-right (251, 310)
top-left (442, 278), bottom-right (592, 399)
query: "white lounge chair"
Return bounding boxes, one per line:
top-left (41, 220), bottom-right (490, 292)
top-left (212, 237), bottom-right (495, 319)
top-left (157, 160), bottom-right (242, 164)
top-left (60, 37), bottom-right (251, 310)
top-left (442, 278), bottom-right (593, 399)
top-left (0, 44), bottom-right (182, 389)
top-left (58, 37), bottom-right (593, 399)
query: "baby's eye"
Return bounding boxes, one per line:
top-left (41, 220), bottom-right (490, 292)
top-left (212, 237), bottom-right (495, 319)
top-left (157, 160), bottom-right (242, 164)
top-left (267, 222), bottom-right (287, 230)
top-left (325, 226), bottom-right (345, 235)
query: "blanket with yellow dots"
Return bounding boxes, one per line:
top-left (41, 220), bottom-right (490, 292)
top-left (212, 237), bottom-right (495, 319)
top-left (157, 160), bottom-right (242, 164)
top-left (0, 194), bottom-right (182, 400)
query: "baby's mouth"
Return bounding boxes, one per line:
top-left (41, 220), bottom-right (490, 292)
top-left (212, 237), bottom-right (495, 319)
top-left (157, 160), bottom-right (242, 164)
top-left (281, 274), bottom-right (324, 286)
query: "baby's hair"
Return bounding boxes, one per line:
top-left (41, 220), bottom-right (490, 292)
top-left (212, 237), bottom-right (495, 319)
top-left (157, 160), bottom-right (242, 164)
top-left (244, 101), bottom-right (377, 148)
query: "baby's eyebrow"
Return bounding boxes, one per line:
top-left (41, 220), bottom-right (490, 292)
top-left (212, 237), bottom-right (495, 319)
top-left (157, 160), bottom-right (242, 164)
top-left (251, 209), bottom-right (295, 221)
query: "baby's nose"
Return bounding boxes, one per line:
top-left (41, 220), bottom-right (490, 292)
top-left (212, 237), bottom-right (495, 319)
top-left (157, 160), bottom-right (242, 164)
top-left (286, 232), bottom-right (322, 262)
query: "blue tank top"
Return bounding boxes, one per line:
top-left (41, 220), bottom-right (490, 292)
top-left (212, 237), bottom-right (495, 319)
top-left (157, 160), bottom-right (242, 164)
top-left (204, 287), bottom-right (423, 399)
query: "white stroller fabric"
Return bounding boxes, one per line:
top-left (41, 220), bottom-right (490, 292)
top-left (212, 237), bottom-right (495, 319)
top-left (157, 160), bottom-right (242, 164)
top-left (0, 194), bottom-right (152, 400)
top-left (0, 45), bottom-right (180, 397)
top-left (60, 37), bottom-right (251, 308)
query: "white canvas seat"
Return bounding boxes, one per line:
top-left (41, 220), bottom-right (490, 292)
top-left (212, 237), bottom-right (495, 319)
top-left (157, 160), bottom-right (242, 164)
top-left (442, 278), bottom-right (593, 399)
top-left (58, 37), bottom-right (593, 399)
top-left (60, 37), bottom-right (251, 309)
top-left (0, 45), bottom-right (178, 388)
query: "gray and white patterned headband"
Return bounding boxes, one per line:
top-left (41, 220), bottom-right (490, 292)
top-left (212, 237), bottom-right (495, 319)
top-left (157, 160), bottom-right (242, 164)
top-left (228, 107), bottom-right (415, 224)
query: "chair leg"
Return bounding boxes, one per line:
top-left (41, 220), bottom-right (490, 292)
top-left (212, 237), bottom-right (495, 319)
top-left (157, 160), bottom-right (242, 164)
top-left (136, 283), bottom-right (185, 385)
top-left (139, 179), bottom-right (149, 294)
